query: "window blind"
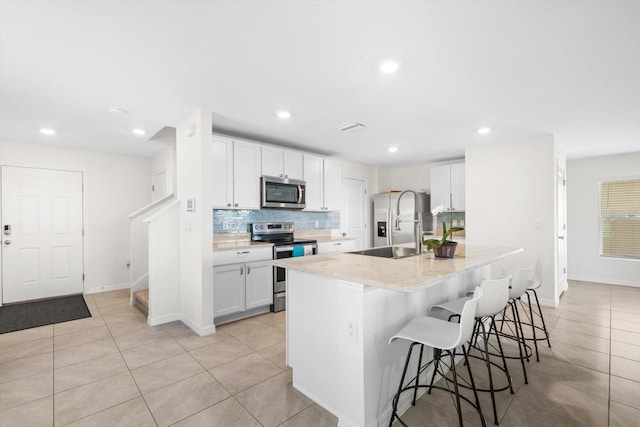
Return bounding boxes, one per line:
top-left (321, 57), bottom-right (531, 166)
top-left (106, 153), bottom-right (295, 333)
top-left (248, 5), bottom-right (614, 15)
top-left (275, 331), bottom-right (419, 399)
top-left (600, 179), bottom-right (640, 258)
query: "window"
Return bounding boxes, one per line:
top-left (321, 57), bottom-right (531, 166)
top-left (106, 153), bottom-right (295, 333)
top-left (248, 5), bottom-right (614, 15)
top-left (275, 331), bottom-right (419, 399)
top-left (600, 179), bottom-right (640, 258)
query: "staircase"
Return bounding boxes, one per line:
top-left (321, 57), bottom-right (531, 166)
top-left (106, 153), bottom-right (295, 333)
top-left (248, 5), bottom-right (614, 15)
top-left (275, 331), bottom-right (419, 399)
top-left (134, 290), bottom-right (149, 317)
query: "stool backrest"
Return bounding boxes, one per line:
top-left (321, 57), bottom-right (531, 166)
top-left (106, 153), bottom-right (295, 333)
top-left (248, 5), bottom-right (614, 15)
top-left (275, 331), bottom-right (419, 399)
top-left (510, 266), bottom-right (533, 299)
top-left (528, 261), bottom-right (543, 289)
top-left (476, 276), bottom-right (511, 318)
top-left (451, 287), bottom-right (483, 349)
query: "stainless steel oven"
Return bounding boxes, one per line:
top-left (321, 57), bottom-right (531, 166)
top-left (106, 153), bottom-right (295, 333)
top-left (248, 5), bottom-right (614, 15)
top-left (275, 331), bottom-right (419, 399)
top-left (261, 176), bottom-right (306, 209)
top-left (251, 222), bottom-right (317, 312)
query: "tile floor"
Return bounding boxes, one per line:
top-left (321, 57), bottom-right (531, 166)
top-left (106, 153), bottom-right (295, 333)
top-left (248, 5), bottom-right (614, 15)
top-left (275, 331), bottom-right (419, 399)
top-left (0, 280), bottom-right (638, 426)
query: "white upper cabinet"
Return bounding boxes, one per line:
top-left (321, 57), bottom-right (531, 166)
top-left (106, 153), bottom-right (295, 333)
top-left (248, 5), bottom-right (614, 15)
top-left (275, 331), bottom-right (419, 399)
top-left (430, 162), bottom-right (465, 212)
top-left (261, 146), bottom-right (303, 180)
top-left (212, 135), bottom-right (261, 209)
top-left (303, 155), bottom-right (341, 211)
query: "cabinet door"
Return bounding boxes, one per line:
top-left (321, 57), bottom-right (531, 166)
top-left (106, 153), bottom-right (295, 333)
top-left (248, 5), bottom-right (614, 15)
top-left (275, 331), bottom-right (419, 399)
top-left (212, 136), bottom-right (233, 208)
top-left (283, 150), bottom-right (303, 180)
top-left (245, 260), bottom-right (273, 310)
top-left (261, 146), bottom-right (284, 178)
top-left (233, 140), bottom-right (261, 209)
top-left (450, 163), bottom-right (465, 212)
top-left (303, 154), bottom-right (323, 210)
top-left (323, 159), bottom-right (341, 211)
top-left (317, 240), bottom-right (355, 254)
top-left (430, 164), bottom-right (451, 211)
top-left (213, 264), bottom-right (245, 318)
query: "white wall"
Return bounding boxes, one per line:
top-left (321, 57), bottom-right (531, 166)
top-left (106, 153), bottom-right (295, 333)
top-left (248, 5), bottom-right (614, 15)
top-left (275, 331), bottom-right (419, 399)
top-left (176, 111), bottom-right (214, 336)
top-left (0, 141), bottom-right (150, 294)
top-left (567, 152), bottom-right (640, 287)
top-left (465, 136), bottom-right (560, 305)
top-left (151, 142), bottom-right (176, 197)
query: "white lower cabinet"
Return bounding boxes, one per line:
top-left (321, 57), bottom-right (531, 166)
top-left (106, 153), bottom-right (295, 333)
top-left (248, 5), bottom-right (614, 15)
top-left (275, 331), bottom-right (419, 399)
top-left (213, 259), bottom-right (273, 318)
top-left (317, 239), bottom-right (356, 254)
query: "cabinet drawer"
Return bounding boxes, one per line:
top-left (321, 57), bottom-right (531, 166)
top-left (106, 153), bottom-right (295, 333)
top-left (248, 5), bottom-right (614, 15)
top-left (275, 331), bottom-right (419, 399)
top-left (213, 246), bottom-right (273, 266)
top-left (317, 240), bottom-right (355, 254)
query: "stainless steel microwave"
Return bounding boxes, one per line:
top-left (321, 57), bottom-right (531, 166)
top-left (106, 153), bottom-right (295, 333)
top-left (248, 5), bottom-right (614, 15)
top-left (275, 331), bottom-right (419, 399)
top-left (261, 176), bottom-right (306, 209)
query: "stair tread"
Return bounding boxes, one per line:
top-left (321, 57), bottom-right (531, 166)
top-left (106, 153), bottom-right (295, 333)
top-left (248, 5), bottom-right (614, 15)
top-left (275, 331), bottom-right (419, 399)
top-left (134, 290), bottom-right (149, 305)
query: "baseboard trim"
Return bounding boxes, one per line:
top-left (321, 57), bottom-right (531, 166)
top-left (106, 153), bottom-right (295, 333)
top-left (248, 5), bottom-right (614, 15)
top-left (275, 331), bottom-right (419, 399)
top-left (568, 275), bottom-right (640, 288)
top-left (84, 282), bottom-right (129, 295)
top-left (148, 313), bottom-right (181, 327)
top-left (181, 315), bottom-right (216, 337)
top-left (538, 298), bottom-right (559, 308)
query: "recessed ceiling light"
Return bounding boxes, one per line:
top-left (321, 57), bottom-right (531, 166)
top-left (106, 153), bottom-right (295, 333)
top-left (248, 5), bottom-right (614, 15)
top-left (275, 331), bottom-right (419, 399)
top-left (276, 110), bottom-right (291, 119)
top-left (132, 128), bottom-right (146, 136)
top-left (40, 128), bottom-right (56, 135)
top-left (477, 127), bottom-right (491, 134)
top-left (380, 60), bottom-right (400, 74)
top-left (107, 105), bottom-right (126, 113)
top-left (388, 146), bottom-right (399, 153)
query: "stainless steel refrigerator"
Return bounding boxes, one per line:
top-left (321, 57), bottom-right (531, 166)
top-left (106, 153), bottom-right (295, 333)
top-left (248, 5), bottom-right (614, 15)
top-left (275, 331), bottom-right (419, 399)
top-left (373, 192), bottom-right (432, 247)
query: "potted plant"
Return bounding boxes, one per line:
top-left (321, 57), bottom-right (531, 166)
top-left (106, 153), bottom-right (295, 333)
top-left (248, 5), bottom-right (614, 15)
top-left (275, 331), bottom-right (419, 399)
top-left (423, 221), bottom-right (464, 258)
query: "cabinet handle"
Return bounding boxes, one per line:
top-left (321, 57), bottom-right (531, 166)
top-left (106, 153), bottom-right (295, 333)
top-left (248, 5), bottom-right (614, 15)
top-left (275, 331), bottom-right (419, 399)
top-left (279, 174), bottom-right (283, 178)
top-left (334, 242), bottom-right (342, 246)
top-left (247, 265), bottom-right (251, 274)
top-left (227, 203), bottom-right (231, 207)
top-left (240, 267), bottom-right (244, 275)
top-left (284, 174), bottom-right (288, 178)
top-left (234, 203), bottom-right (238, 207)
top-left (237, 251), bottom-right (250, 254)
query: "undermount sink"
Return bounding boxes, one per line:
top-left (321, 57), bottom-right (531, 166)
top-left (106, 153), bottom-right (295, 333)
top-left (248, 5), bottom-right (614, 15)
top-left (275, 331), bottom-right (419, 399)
top-left (347, 246), bottom-right (422, 259)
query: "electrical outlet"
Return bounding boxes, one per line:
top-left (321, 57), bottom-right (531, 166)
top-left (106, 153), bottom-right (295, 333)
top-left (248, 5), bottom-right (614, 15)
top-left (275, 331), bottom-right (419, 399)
top-left (223, 221), bottom-right (229, 230)
top-left (345, 319), bottom-right (358, 342)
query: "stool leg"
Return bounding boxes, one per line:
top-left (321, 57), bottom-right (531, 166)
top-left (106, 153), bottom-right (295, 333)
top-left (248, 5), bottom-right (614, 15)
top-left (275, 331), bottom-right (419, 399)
top-left (525, 291), bottom-right (540, 361)
top-left (479, 319), bottom-right (499, 425)
top-left (513, 299), bottom-right (530, 363)
top-left (531, 288), bottom-right (552, 348)
top-left (428, 348), bottom-right (441, 395)
top-left (510, 300), bottom-right (529, 384)
top-left (463, 343), bottom-right (487, 427)
top-left (449, 349), bottom-right (465, 427)
top-left (412, 344), bottom-right (424, 405)
top-left (389, 342), bottom-right (417, 427)
top-left (489, 315), bottom-right (514, 395)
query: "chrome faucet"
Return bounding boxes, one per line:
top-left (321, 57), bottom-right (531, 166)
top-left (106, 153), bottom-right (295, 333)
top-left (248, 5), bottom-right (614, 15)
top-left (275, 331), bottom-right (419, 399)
top-left (395, 190), bottom-right (423, 254)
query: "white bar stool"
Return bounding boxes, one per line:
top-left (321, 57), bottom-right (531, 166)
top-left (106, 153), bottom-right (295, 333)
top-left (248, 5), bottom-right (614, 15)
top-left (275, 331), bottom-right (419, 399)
top-left (388, 288), bottom-right (485, 427)
top-left (429, 277), bottom-right (513, 425)
top-left (523, 261), bottom-right (552, 361)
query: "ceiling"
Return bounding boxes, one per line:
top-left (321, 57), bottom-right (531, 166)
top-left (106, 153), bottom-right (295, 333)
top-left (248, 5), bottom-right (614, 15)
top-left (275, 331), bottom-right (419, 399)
top-left (1, 1), bottom-right (639, 166)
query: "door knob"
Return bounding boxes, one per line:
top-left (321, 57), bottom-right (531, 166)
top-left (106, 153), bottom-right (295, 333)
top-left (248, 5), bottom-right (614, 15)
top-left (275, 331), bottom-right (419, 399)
top-left (4, 240), bottom-right (11, 245)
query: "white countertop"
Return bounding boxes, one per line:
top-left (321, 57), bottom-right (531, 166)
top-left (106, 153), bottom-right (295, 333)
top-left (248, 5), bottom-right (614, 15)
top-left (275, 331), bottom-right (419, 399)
top-left (274, 244), bottom-right (522, 292)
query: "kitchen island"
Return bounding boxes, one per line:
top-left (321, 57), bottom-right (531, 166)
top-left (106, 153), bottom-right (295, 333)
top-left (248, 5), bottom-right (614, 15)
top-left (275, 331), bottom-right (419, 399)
top-left (275, 244), bottom-right (521, 427)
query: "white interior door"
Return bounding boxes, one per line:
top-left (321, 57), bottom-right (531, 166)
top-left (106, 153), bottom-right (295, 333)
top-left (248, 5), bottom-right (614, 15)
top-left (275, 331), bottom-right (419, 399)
top-left (340, 178), bottom-right (367, 250)
top-left (152, 170), bottom-right (167, 202)
top-left (1, 166), bottom-right (83, 303)
top-left (557, 165), bottom-right (568, 294)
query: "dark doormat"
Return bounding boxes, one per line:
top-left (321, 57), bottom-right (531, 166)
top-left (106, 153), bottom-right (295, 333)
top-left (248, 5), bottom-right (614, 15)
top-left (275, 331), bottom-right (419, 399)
top-left (0, 294), bottom-right (91, 334)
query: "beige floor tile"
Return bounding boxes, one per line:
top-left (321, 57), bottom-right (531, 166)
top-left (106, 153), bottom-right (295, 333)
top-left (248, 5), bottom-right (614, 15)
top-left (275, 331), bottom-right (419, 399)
top-left (0, 325), bottom-right (53, 347)
top-left (234, 325), bottom-right (285, 351)
top-left (217, 318), bottom-right (269, 337)
top-left (553, 318), bottom-right (610, 339)
top-left (63, 396), bottom-right (156, 427)
top-left (612, 310), bottom-right (640, 325)
top-left (529, 356), bottom-right (610, 399)
top-left (102, 309), bottom-right (147, 325)
top-left (113, 324), bottom-right (171, 351)
top-left (254, 311), bottom-right (286, 326)
top-left (258, 342), bottom-right (287, 370)
top-left (611, 341), bottom-right (640, 362)
top-left (0, 352), bottom-right (53, 384)
top-left (610, 375), bottom-right (640, 410)
top-left (162, 321), bottom-right (194, 337)
top-left (612, 301), bottom-right (640, 314)
top-left (53, 325), bottom-right (111, 350)
top-left (131, 352), bottom-right (204, 393)
top-left (609, 401), bottom-right (640, 427)
top-left (550, 327), bottom-right (610, 354)
top-left (500, 395), bottom-right (583, 426)
top-left (612, 329), bottom-right (640, 346)
top-left (537, 340), bottom-right (610, 373)
top-left (558, 309), bottom-right (611, 327)
top-left (210, 352), bottom-right (282, 395)
top-left (143, 371), bottom-right (229, 427)
top-left (91, 290), bottom-right (130, 308)
top-left (0, 371), bottom-right (52, 411)
top-left (54, 337), bottom-right (119, 368)
top-left (173, 396), bottom-right (261, 427)
top-left (235, 370), bottom-right (313, 427)
top-left (613, 319), bottom-right (640, 334)
top-left (96, 301), bottom-right (137, 317)
top-left (121, 336), bottom-right (185, 370)
top-left (557, 302), bottom-right (610, 317)
top-left (0, 395), bottom-right (53, 427)
top-left (53, 315), bottom-right (106, 336)
top-left (105, 315), bottom-right (149, 337)
top-left (54, 352), bottom-right (128, 393)
top-left (0, 337), bottom-right (53, 364)
top-left (189, 338), bottom-right (253, 370)
top-left (611, 356), bottom-right (640, 383)
top-left (54, 372), bottom-right (140, 426)
top-left (174, 329), bottom-right (231, 351)
top-left (280, 403), bottom-right (338, 427)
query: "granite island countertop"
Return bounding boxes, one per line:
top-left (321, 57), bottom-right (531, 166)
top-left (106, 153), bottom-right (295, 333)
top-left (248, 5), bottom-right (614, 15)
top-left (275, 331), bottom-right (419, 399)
top-left (275, 244), bottom-right (522, 292)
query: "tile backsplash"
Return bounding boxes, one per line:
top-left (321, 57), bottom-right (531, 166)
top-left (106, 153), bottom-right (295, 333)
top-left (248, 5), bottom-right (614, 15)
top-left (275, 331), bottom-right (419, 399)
top-left (213, 209), bottom-right (340, 233)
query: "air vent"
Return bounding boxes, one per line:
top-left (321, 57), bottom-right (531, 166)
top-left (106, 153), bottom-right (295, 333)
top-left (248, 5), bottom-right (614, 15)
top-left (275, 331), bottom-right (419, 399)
top-left (338, 122), bottom-right (367, 132)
